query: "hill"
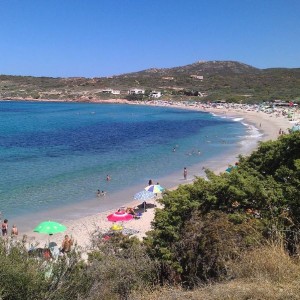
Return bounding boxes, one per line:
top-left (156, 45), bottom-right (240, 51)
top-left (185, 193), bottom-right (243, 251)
top-left (1, 60), bottom-right (300, 102)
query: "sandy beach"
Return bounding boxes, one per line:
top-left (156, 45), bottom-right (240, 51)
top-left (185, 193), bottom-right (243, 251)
top-left (16, 101), bottom-right (294, 251)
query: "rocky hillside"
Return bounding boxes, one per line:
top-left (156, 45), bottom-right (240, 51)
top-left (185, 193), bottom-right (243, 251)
top-left (129, 60), bottom-right (260, 76)
top-left (1, 61), bottom-right (300, 103)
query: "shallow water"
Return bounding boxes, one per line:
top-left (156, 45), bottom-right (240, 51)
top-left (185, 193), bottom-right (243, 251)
top-left (0, 101), bottom-right (258, 223)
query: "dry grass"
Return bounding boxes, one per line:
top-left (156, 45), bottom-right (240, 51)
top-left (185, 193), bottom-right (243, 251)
top-left (230, 243), bottom-right (300, 283)
top-left (132, 281), bottom-right (300, 300)
top-left (131, 244), bottom-right (300, 300)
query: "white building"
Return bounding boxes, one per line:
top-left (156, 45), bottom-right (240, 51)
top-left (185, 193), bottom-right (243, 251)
top-left (101, 89), bottom-right (121, 95)
top-left (190, 75), bottom-right (204, 80)
top-left (150, 91), bottom-right (162, 98)
top-left (112, 90), bottom-right (121, 95)
top-left (128, 88), bottom-right (145, 95)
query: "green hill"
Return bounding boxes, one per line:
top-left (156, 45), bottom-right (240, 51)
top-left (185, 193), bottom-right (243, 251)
top-left (1, 61), bottom-right (300, 102)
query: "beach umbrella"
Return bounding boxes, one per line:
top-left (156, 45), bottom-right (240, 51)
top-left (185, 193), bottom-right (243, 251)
top-left (145, 184), bottom-right (164, 194)
top-left (107, 211), bottom-right (133, 222)
top-left (33, 221), bottom-right (67, 235)
top-left (134, 190), bottom-right (156, 212)
top-left (291, 125), bottom-right (300, 132)
top-left (226, 165), bottom-right (238, 173)
top-left (226, 166), bottom-right (234, 173)
top-left (134, 190), bottom-right (156, 201)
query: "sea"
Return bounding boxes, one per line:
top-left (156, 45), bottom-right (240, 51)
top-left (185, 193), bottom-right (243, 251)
top-left (0, 101), bottom-right (262, 229)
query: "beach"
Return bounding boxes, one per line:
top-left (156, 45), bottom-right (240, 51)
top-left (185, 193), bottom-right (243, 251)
top-left (13, 101), bottom-right (294, 250)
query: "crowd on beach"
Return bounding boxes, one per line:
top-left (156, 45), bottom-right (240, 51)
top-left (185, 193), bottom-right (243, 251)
top-left (1, 212), bottom-right (75, 259)
top-left (131, 99), bottom-right (300, 124)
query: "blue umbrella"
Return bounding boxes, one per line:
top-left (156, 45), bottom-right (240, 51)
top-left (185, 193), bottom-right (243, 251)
top-left (134, 190), bottom-right (155, 201)
top-left (291, 125), bottom-right (300, 132)
top-left (134, 190), bottom-right (156, 212)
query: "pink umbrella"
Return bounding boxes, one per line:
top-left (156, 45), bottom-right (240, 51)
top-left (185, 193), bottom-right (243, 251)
top-left (107, 210), bottom-right (133, 222)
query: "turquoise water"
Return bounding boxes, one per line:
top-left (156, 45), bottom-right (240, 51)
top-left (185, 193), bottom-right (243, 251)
top-left (0, 101), bottom-right (249, 220)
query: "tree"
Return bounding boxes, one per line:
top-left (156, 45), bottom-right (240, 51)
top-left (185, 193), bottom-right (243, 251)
top-left (146, 132), bottom-right (300, 285)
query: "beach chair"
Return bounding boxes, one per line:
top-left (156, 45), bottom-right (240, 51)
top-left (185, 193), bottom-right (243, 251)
top-left (49, 242), bottom-right (60, 260)
top-left (134, 212), bottom-right (142, 219)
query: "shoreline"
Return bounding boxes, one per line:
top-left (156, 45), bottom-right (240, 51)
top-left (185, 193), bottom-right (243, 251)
top-left (6, 100), bottom-right (293, 250)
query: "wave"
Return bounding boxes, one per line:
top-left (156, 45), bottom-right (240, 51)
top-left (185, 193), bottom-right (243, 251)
top-left (211, 112), bottom-right (231, 120)
top-left (210, 113), bottom-right (244, 122)
top-left (233, 117), bottom-right (244, 122)
top-left (241, 122), bottom-right (263, 138)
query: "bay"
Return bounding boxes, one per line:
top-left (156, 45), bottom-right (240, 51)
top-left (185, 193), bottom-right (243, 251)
top-left (0, 100), bottom-right (251, 221)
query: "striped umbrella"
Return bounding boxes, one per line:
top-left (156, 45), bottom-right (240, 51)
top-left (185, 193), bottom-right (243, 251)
top-left (107, 211), bottom-right (133, 222)
top-left (145, 184), bottom-right (164, 194)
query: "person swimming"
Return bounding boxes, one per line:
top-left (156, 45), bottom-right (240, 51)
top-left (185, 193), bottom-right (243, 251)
top-left (97, 190), bottom-right (106, 197)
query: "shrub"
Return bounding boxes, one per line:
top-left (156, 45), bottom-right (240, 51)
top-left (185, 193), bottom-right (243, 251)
top-left (0, 239), bottom-right (49, 300)
top-left (83, 235), bottom-right (159, 300)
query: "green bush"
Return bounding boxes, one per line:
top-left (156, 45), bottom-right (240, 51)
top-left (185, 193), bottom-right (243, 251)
top-left (146, 132), bottom-right (300, 286)
top-left (0, 239), bottom-right (49, 300)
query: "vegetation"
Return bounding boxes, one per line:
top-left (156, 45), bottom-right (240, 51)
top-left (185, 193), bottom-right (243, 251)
top-left (146, 132), bottom-right (300, 286)
top-left (1, 61), bottom-right (300, 103)
top-left (0, 132), bottom-right (300, 299)
top-left (0, 235), bottom-right (158, 300)
top-left (132, 245), bottom-right (300, 300)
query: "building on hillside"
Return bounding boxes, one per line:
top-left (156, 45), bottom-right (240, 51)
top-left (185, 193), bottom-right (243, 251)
top-left (128, 88), bottom-right (145, 95)
top-left (150, 91), bottom-right (162, 98)
top-left (101, 89), bottom-right (121, 95)
top-left (190, 75), bottom-right (204, 80)
top-left (162, 77), bottom-right (174, 81)
top-left (198, 91), bottom-right (207, 97)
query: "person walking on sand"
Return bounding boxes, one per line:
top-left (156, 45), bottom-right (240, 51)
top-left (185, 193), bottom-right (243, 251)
top-left (183, 167), bottom-right (187, 180)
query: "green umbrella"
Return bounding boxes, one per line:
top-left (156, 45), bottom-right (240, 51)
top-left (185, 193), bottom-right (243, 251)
top-left (33, 221), bottom-right (66, 235)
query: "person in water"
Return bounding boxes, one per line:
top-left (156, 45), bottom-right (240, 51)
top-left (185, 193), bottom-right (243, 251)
top-left (11, 224), bottom-right (18, 237)
top-left (97, 190), bottom-right (106, 197)
top-left (183, 167), bottom-right (187, 180)
top-left (1, 219), bottom-right (8, 236)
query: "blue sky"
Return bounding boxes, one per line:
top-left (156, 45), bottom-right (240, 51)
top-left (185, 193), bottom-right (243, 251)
top-left (0, 0), bottom-right (299, 77)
